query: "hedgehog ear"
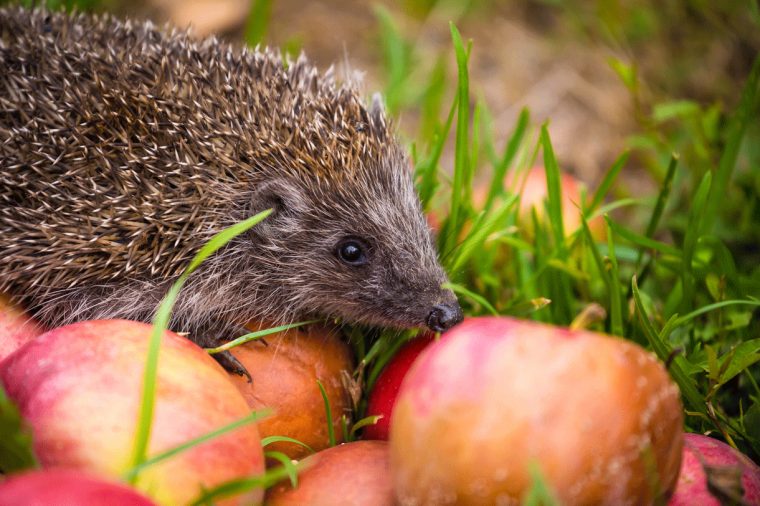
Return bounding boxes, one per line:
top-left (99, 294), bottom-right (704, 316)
top-left (248, 178), bottom-right (305, 232)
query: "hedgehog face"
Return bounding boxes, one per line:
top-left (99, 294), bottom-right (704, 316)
top-left (244, 152), bottom-right (462, 333)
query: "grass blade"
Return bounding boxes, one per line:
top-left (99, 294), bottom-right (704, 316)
top-left (587, 151), bottom-right (629, 215)
top-left (190, 462), bottom-right (306, 505)
top-left (0, 385), bottom-right (38, 473)
top-left (581, 215), bottom-right (623, 335)
top-left (484, 108), bottom-right (530, 210)
top-left (205, 320), bottom-right (319, 354)
top-left (541, 125), bottom-right (566, 246)
top-left (603, 217), bottom-right (624, 336)
top-left (443, 282), bottom-right (499, 316)
top-left (631, 276), bottom-right (705, 415)
top-left (680, 171), bottom-right (712, 313)
top-left (264, 451), bottom-right (300, 488)
top-left (185, 211), bottom-right (273, 275)
top-left (417, 95), bottom-right (457, 209)
top-left (701, 54), bottom-right (760, 234)
top-left (448, 194), bottom-right (518, 273)
top-left (523, 463), bottom-right (560, 506)
top-left (418, 55), bottom-right (448, 140)
top-left (374, 5), bottom-right (410, 112)
top-left (317, 380), bottom-right (336, 447)
top-left (581, 216), bottom-right (609, 279)
top-left (123, 410), bottom-right (271, 482)
top-left (540, 126), bottom-right (574, 322)
top-left (365, 331), bottom-right (418, 392)
top-left (261, 436), bottom-right (315, 455)
top-left (469, 99), bottom-right (484, 202)
top-left (644, 154), bottom-right (679, 240)
top-left (607, 220), bottom-right (682, 257)
top-left (443, 22), bottom-right (472, 257)
top-left (350, 415), bottom-right (384, 436)
top-left (716, 340), bottom-right (760, 387)
top-left (632, 153), bottom-right (679, 287)
top-left (244, 0), bottom-right (273, 47)
top-left (672, 299), bottom-right (760, 328)
top-left (507, 297), bottom-right (552, 316)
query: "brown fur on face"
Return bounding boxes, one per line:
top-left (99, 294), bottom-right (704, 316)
top-left (0, 7), bottom-right (458, 341)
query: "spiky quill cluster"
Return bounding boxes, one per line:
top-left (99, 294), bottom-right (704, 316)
top-left (0, 7), bottom-right (459, 349)
top-left (2, 7), bottom-right (388, 285)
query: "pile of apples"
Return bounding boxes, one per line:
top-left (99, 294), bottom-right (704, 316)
top-left (0, 296), bottom-right (356, 505)
top-left (2, 293), bottom-right (759, 505)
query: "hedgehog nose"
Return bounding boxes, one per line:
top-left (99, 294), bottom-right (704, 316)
top-left (426, 302), bottom-right (464, 332)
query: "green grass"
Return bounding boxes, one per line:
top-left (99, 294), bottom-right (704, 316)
top-left (523, 463), bottom-right (561, 506)
top-left (0, 385), bottom-right (38, 473)
top-left (316, 380), bottom-right (336, 447)
top-left (351, 4), bottom-right (760, 471)
top-left (204, 320), bottom-right (318, 354)
top-left (244, 0), bottom-right (273, 47)
top-left (123, 409), bottom-right (272, 483)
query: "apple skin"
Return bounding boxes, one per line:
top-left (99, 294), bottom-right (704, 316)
top-left (227, 323), bottom-right (354, 460)
top-left (0, 294), bottom-right (45, 363)
top-left (390, 316), bottom-right (683, 505)
top-left (0, 320), bottom-right (265, 506)
top-left (363, 334), bottom-right (435, 440)
top-left (669, 433), bottom-right (760, 505)
top-left (265, 440), bottom-right (393, 506)
top-left (0, 469), bottom-right (157, 506)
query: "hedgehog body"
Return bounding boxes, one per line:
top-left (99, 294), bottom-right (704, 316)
top-left (0, 7), bottom-right (462, 366)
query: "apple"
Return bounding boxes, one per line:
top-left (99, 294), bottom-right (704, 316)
top-left (426, 167), bottom-right (605, 240)
top-left (363, 334), bottom-right (434, 440)
top-left (509, 166), bottom-right (606, 240)
top-left (0, 320), bottom-right (265, 506)
top-left (669, 433), bottom-right (760, 505)
top-left (265, 440), bottom-right (393, 506)
top-left (0, 469), bottom-right (157, 506)
top-left (227, 322), bottom-right (354, 460)
top-left (390, 316), bottom-right (683, 504)
top-left (0, 294), bottom-right (45, 363)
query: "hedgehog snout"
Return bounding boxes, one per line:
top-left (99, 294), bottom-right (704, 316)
top-left (425, 300), bottom-right (464, 332)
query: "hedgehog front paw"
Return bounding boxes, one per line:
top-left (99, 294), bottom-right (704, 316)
top-left (188, 321), bottom-right (254, 382)
top-left (212, 350), bottom-right (253, 383)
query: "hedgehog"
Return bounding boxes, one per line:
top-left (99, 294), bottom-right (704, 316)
top-left (0, 7), bottom-right (463, 377)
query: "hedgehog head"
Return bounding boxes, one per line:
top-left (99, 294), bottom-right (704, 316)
top-left (231, 85), bottom-right (462, 332)
top-left (249, 154), bottom-right (460, 332)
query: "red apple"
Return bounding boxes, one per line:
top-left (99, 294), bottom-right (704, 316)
top-left (0, 469), bottom-right (157, 506)
top-left (227, 322), bottom-right (354, 460)
top-left (669, 433), bottom-right (760, 505)
top-left (265, 440), bottom-right (393, 506)
top-left (508, 166), bottom-right (606, 240)
top-left (390, 317), bottom-right (683, 504)
top-left (0, 320), bottom-right (265, 506)
top-left (426, 167), bottom-right (605, 240)
top-left (0, 294), bottom-right (45, 363)
top-left (363, 334), bottom-right (434, 440)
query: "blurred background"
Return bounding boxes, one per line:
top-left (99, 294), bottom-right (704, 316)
top-left (31, 0), bottom-right (759, 190)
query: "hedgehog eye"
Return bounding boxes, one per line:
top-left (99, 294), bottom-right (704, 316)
top-left (335, 238), bottom-right (368, 266)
